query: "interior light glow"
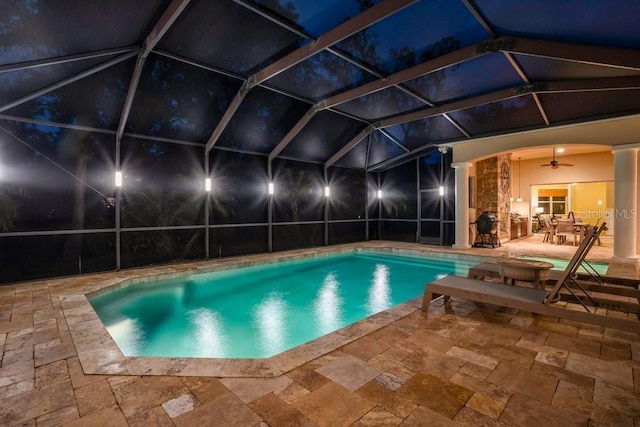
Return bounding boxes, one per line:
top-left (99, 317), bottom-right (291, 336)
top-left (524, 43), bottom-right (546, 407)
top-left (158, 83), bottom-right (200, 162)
top-left (115, 171), bottom-right (122, 187)
top-left (205, 178), bottom-right (211, 192)
top-left (439, 186), bottom-right (444, 196)
top-left (597, 200), bottom-right (603, 205)
top-left (268, 182), bottom-right (274, 195)
top-left (556, 148), bottom-right (565, 153)
top-left (516, 197), bottom-right (523, 202)
top-left (324, 186), bottom-right (330, 197)
top-left (377, 189), bottom-right (382, 199)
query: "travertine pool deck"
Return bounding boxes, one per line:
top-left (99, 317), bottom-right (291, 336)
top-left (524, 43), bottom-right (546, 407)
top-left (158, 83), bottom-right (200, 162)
top-left (1, 236), bottom-right (638, 426)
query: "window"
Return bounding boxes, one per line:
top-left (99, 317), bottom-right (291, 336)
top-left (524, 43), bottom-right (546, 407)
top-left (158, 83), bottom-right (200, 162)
top-left (538, 195), bottom-right (566, 215)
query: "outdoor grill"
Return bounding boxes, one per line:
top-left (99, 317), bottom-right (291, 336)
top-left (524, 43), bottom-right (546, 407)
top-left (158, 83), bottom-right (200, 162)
top-left (473, 211), bottom-right (501, 248)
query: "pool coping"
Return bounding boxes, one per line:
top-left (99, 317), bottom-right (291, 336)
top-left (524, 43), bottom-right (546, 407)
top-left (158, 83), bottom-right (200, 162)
top-left (61, 244), bottom-right (487, 378)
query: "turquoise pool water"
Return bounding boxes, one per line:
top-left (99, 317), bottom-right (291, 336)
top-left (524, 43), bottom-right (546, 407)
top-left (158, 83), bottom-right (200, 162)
top-left (90, 251), bottom-right (478, 359)
top-left (518, 255), bottom-right (608, 274)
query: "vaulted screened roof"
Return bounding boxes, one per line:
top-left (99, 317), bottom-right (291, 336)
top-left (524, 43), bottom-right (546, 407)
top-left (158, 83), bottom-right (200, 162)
top-left (2, 0), bottom-right (640, 171)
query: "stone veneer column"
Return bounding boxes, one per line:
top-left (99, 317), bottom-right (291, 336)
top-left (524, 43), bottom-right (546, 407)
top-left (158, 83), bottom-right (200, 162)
top-left (612, 143), bottom-right (639, 261)
top-left (452, 162), bottom-right (472, 249)
top-left (476, 154), bottom-right (512, 240)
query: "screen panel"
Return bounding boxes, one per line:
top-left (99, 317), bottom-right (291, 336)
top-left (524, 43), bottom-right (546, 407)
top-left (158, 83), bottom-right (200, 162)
top-left (0, 233), bottom-right (116, 284)
top-left (126, 54), bottom-right (242, 143)
top-left (272, 159), bottom-right (324, 223)
top-left (380, 161), bottom-right (417, 220)
top-left (328, 167), bottom-right (366, 220)
top-left (334, 86), bottom-right (426, 120)
top-left (0, 0), bottom-right (167, 64)
top-left (120, 137), bottom-right (205, 228)
top-left (329, 222), bottom-right (366, 245)
top-left (272, 223), bottom-right (323, 251)
top-left (540, 90), bottom-right (640, 124)
top-left (120, 229), bottom-right (205, 269)
top-left (209, 226), bottom-right (268, 258)
top-left (383, 116), bottom-right (464, 151)
top-left (208, 150), bottom-right (269, 224)
top-left (381, 221), bottom-right (416, 243)
top-left (265, 50), bottom-right (378, 101)
top-left (158, 0), bottom-right (304, 75)
top-left (4, 58), bottom-right (135, 130)
top-left (0, 120), bottom-right (115, 232)
top-left (281, 111), bottom-right (366, 163)
top-left (474, 0), bottom-right (640, 48)
top-left (448, 95), bottom-right (545, 136)
top-left (217, 86), bottom-right (310, 153)
top-left (1, 54), bottom-right (124, 110)
top-left (334, 0), bottom-right (488, 74)
top-left (255, 0), bottom-right (381, 38)
top-left (404, 53), bottom-right (523, 103)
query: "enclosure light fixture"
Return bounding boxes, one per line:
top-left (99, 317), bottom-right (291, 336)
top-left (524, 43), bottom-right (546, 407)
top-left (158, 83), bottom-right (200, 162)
top-left (115, 171), bottom-right (122, 187)
top-left (556, 147), bottom-right (565, 153)
top-left (268, 182), bottom-right (274, 195)
top-left (439, 186), bottom-right (444, 196)
top-left (205, 178), bottom-right (211, 192)
top-left (324, 186), bottom-right (330, 197)
top-left (377, 189), bottom-right (382, 199)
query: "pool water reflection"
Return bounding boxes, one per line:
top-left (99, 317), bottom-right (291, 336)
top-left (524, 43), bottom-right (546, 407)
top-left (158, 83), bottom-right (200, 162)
top-left (90, 251), bottom-right (478, 359)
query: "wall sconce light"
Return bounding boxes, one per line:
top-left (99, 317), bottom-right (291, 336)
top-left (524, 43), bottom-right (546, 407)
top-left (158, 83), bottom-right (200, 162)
top-left (597, 200), bottom-right (603, 205)
top-left (115, 171), bottom-right (122, 187)
top-left (268, 182), bottom-right (274, 195)
top-left (439, 186), bottom-right (444, 196)
top-left (377, 189), bottom-right (382, 199)
top-left (205, 178), bottom-right (211, 192)
top-left (324, 186), bottom-right (330, 197)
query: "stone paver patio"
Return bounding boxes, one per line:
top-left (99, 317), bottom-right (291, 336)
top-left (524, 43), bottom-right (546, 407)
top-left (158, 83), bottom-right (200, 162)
top-left (1, 236), bottom-right (638, 426)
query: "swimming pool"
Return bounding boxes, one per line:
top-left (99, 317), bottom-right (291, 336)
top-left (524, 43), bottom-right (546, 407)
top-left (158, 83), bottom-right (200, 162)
top-left (517, 255), bottom-right (608, 274)
top-left (90, 250), bottom-right (478, 359)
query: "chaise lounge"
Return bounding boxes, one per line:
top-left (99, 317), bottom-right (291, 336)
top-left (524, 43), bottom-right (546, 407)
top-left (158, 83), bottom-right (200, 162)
top-left (422, 223), bottom-right (640, 333)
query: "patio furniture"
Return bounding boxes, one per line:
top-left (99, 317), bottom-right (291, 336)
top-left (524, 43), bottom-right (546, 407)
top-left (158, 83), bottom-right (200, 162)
top-left (498, 258), bottom-right (554, 290)
top-left (540, 217), bottom-right (553, 243)
top-left (467, 260), bottom-right (563, 284)
top-left (554, 219), bottom-right (578, 245)
top-left (422, 223), bottom-right (639, 332)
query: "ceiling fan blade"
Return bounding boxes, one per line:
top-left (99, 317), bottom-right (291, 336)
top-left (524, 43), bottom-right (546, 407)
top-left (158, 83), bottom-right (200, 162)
top-left (551, 164), bottom-right (560, 169)
top-left (558, 163), bottom-right (573, 167)
top-left (540, 164), bottom-right (551, 167)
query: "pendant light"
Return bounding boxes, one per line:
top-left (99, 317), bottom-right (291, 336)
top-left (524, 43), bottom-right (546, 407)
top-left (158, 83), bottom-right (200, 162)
top-left (516, 157), bottom-right (523, 202)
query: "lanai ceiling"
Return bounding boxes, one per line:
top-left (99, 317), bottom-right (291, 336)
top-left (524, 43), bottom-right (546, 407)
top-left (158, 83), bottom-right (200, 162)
top-left (2, 0), bottom-right (640, 172)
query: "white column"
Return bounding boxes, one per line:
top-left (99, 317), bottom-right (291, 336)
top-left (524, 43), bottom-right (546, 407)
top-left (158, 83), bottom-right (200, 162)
top-left (452, 162), bottom-right (472, 249)
top-left (612, 143), bottom-right (639, 261)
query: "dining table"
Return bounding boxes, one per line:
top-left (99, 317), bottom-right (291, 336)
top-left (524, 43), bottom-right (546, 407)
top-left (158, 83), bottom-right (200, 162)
top-left (547, 221), bottom-right (591, 244)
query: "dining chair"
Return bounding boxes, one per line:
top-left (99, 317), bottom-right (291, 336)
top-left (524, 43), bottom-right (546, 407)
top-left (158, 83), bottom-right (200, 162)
top-left (541, 218), bottom-right (553, 243)
top-left (555, 219), bottom-right (578, 245)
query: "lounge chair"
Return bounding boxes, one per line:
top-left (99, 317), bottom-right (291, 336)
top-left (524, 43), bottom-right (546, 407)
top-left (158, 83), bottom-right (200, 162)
top-left (422, 223), bottom-right (639, 333)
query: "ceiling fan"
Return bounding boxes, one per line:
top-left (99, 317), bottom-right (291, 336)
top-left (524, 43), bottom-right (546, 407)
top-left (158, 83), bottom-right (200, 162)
top-left (541, 147), bottom-right (573, 169)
